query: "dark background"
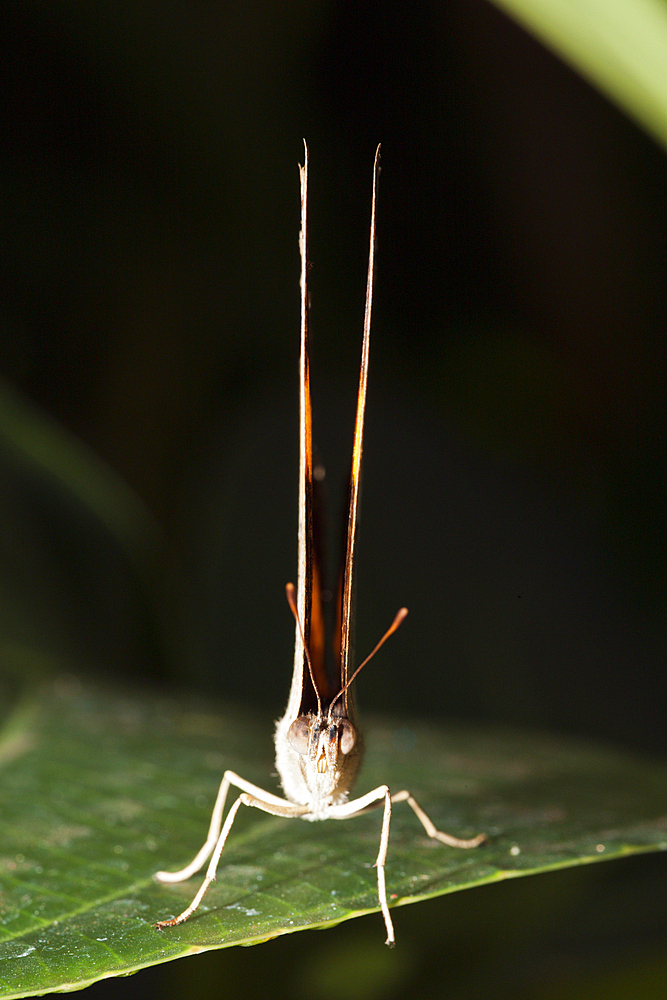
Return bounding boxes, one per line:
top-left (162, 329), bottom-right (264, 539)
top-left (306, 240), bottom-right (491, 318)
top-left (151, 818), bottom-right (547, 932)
top-left (2, 0), bottom-right (667, 997)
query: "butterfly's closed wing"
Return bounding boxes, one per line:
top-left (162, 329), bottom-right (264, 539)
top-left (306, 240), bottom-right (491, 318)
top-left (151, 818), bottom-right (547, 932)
top-left (273, 145), bottom-right (381, 810)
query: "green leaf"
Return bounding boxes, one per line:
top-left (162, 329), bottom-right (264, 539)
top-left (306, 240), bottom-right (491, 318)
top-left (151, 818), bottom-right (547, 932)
top-left (490, 0), bottom-right (667, 151)
top-left (0, 678), bottom-right (665, 999)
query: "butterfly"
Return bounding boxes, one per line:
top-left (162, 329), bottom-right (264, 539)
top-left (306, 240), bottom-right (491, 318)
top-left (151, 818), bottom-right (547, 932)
top-left (155, 143), bottom-right (485, 946)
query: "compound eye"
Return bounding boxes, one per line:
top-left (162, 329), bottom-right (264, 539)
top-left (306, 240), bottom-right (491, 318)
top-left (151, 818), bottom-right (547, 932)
top-left (287, 717), bottom-right (310, 754)
top-left (338, 719), bottom-right (357, 755)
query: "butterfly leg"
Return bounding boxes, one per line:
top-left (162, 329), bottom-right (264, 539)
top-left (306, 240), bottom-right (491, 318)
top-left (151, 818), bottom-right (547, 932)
top-left (391, 789), bottom-right (486, 848)
top-left (332, 785), bottom-right (485, 945)
top-left (375, 787), bottom-right (394, 947)
top-left (155, 770), bottom-right (300, 885)
top-left (155, 772), bottom-right (308, 929)
top-left (331, 784), bottom-right (395, 946)
top-left (155, 771), bottom-right (233, 885)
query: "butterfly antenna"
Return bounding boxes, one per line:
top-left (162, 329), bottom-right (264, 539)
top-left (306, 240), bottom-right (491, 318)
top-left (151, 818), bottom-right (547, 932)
top-left (329, 606), bottom-right (408, 716)
top-left (285, 582), bottom-right (322, 716)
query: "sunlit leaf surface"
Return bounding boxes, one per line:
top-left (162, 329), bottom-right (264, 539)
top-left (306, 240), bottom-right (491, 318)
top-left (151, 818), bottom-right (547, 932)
top-left (490, 0), bottom-right (667, 151)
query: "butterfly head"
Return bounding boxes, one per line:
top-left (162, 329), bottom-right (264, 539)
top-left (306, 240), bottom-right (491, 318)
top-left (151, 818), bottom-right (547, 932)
top-left (287, 708), bottom-right (357, 775)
